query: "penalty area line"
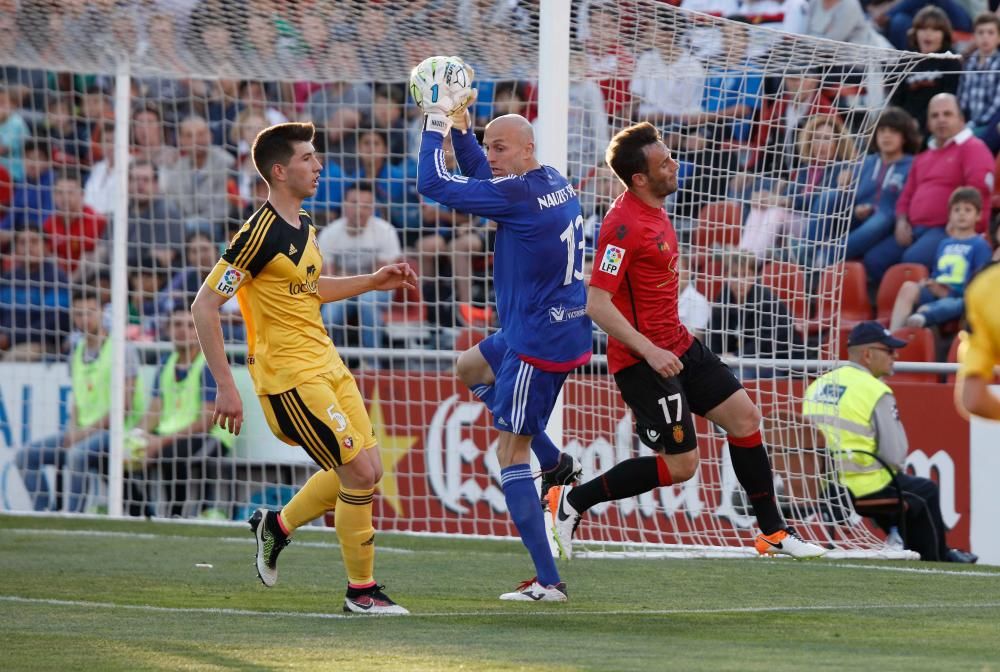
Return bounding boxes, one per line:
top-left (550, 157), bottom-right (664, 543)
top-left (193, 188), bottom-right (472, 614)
top-left (2, 595), bottom-right (1000, 620)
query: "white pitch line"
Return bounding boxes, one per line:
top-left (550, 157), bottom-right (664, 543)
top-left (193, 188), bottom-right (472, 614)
top-left (824, 562), bottom-right (1000, 578)
top-left (4, 527), bottom-right (416, 554)
top-left (2, 595), bottom-right (999, 620)
top-left (7, 528), bottom-right (1000, 576)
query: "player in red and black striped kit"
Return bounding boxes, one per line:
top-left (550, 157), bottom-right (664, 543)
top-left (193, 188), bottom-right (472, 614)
top-left (547, 122), bottom-right (825, 559)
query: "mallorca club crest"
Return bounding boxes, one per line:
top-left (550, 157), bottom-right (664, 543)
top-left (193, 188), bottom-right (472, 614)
top-left (672, 424), bottom-right (684, 445)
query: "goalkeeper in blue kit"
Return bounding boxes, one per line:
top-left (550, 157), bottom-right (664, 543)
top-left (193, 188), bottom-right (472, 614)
top-left (414, 57), bottom-right (591, 601)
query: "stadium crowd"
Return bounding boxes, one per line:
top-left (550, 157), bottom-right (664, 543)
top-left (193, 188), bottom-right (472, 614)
top-left (0, 0), bottom-right (999, 376)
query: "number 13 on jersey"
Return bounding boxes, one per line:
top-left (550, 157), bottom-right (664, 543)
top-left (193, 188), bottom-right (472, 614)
top-left (560, 215), bottom-right (585, 286)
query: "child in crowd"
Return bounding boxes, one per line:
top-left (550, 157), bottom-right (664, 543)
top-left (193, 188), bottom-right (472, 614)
top-left (889, 187), bottom-right (992, 330)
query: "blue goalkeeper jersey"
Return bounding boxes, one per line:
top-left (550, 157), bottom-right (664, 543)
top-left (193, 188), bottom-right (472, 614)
top-left (417, 129), bottom-right (592, 370)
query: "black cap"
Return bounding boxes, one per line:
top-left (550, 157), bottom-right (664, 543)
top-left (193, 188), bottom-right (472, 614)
top-left (847, 321), bottom-right (907, 349)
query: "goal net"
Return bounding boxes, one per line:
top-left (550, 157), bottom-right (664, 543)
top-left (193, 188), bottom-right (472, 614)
top-left (0, 1), bottom-right (925, 558)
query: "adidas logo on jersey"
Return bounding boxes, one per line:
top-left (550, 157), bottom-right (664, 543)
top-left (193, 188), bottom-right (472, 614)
top-left (288, 243), bottom-right (298, 256)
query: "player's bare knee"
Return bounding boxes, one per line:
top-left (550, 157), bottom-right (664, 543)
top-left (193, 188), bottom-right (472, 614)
top-left (666, 451), bottom-right (698, 482)
top-left (456, 346), bottom-right (491, 387)
top-left (732, 405), bottom-right (762, 438)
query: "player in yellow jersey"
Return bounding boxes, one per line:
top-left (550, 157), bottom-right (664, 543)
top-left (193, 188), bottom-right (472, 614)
top-left (191, 122), bottom-right (416, 615)
top-left (954, 262), bottom-right (1000, 421)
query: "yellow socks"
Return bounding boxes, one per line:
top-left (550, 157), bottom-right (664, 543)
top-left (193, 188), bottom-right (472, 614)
top-left (336, 487), bottom-right (376, 586)
top-left (278, 468), bottom-right (341, 532)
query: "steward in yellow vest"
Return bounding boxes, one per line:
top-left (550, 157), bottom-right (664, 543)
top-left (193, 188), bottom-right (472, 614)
top-left (14, 291), bottom-right (145, 513)
top-left (131, 307), bottom-right (235, 517)
top-left (802, 321), bottom-right (977, 563)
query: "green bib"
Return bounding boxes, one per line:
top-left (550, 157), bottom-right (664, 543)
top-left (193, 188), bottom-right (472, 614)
top-left (71, 339), bottom-right (146, 430)
top-left (156, 352), bottom-right (234, 450)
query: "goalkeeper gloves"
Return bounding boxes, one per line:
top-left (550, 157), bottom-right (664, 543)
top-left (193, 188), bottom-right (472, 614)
top-left (417, 58), bottom-right (475, 136)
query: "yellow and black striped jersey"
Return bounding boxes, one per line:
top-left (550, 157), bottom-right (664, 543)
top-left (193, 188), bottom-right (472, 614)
top-left (205, 202), bottom-right (338, 395)
top-left (960, 261), bottom-right (1000, 381)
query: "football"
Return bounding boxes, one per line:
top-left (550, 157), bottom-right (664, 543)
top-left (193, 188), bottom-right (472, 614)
top-left (409, 55), bottom-right (473, 113)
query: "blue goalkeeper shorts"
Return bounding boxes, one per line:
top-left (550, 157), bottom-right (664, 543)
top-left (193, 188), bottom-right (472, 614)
top-left (478, 329), bottom-right (507, 374)
top-left (491, 348), bottom-right (568, 436)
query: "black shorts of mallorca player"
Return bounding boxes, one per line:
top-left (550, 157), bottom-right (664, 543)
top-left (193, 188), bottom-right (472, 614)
top-left (613, 338), bottom-right (742, 454)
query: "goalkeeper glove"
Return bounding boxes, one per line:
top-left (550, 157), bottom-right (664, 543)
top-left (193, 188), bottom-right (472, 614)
top-left (418, 58), bottom-right (475, 136)
top-left (449, 88), bottom-right (477, 134)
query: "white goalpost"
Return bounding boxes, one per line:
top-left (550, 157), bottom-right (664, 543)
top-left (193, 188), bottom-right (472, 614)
top-left (0, 0), bottom-right (932, 559)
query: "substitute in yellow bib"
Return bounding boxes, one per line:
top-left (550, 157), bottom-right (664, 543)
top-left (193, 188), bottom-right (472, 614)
top-left (191, 121), bottom-right (416, 615)
top-left (955, 262), bottom-right (1000, 421)
top-left (803, 321), bottom-right (977, 563)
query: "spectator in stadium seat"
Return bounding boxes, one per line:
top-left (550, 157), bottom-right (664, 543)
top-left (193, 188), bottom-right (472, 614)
top-left (124, 304), bottom-right (235, 518)
top-left (43, 167), bottom-right (106, 281)
top-left (114, 159), bottom-right (185, 268)
top-left (0, 225), bottom-right (70, 360)
top-left (237, 79), bottom-right (290, 130)
top-left (0, 84), bottom-right (30, 181)
top-left (700, 20), bottom-right (764, 145)
top-left (865, 93), bottom-right (993, 283)
top-left (759, 67), bottom-right (836, 173)
top-left (957, 12), bottom-right (1000, 152)
top-left (806, 0), bottom-right (893, 47)
top-left (0, 139), bottom-right (55, 242)
top-left (369, 82), bottom-right (410, 163)
top-left (889, 187), bottom-right (992, 329)
top-left (131, 103), bottom-right (179, 169)
top-left (161, 115), bottom-right (236, 225)
top-left (803, 321), bottom-right (978, 563)
top-left (879, 0), bottom-right (974, 51)
top-left (582, 2), bottom-right (635, 118)
top-left (678, 260), bottom-right (710, 343)
top-left (317, 182), bottom-right (401, 359)
top-left (83, 122), bottom-right (124, 217)
top-left (568, 47), bottom-right (613, 183)
top-left (845, 107), bottom-right (920, 262)
top-left (230, 108), bottom-right (269, 209)
top-left (126, 254), bottom-right (169, 342)
top-left (416, 134), bottom-right (492, 327)
top-left (342, 129), bottom-right (421, 245)
top-left (304, 81), bottom-right (372, 152)
top-left (787, 114), bottom-right (859, 267)
top-left (708, 249), bottom-right (804, 377)
top-left (888, 7), bottom-right (961, 135)
top-left (13, 290), bottom-right (144, 513)
top-left (40, 93), bottom-right (90, 168)
top-left (630, 20), bottom-right (705, 128)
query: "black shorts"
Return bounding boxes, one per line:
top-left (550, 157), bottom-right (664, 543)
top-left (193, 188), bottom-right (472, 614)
top-left (613, 338), bottom-right (743, 454)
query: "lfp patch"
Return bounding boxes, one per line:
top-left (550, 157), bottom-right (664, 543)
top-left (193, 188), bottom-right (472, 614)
top-left (599, 245), bottom-right (626, 276)
top-left (216, 265), bottom-right (245, 296)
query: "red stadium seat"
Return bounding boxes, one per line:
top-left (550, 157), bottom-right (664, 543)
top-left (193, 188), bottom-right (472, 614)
top-left (875, 263), bottom-right (928, 325)
top-left (760, 260), bottom-right (809, 322)
top-left (811, 261), bottom-right (872, 334)
top-left (693, 201), bottom-right (743, 252)
top-left (888, 326), bottom-right (936, 383)
top-left (454, 327), bottom-right (489, 354)
top-left (945, 334), bottom-right (962, 383)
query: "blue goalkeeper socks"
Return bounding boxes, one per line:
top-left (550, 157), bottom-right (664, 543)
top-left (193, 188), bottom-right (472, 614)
top-left (470, 383), bottom-right (559, 471)
top-left (530, 432), bottom-right (559, 472)
top-left (501, 464), bottom-right (560, 587)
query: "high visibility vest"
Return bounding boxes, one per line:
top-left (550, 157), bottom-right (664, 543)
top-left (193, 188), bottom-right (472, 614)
top-left (70, 339), bottom-right (146, 430)
top-left (802, 365), bottom-right (894, 498)
top-left (156, 352), bottom-right (234, 450)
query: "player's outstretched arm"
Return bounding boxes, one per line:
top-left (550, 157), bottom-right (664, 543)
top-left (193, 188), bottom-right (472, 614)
top-left (416, 130), bottom-right (519, 218)
top-left (191, 285), bottom-right (244, 436)
top-left (587, 285), bottom-right (683, 378)
top-left (318, 262), bottom-right (418, 303)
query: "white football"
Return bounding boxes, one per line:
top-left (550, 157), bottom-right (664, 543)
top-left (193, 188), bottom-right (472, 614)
top-left (409, 55), bottom-right (473, 112)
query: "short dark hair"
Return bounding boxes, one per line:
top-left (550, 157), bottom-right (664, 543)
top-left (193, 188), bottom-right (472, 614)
top-left (973, 11), bottom-right (1000, 33)
top-left (55, 166), bottom-right (83, 185)
top-left (949, 186), bottom-right (982, 213)
top-left (605, 121), bottom-right (662, 189)
top-left (71, 288), bottom-right (102, 305)
top-left (345, 180), bottom-right (376, 198)
top-left (23, 138), bottom-right (49, 157)
top-left (251, 121), bottom-right (316, 184)
top-left (873, 106), bottom-right (922, 154)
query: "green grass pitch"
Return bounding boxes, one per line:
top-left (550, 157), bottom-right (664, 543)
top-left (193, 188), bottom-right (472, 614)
top-left (1, 514), bottom-right (998, 671)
